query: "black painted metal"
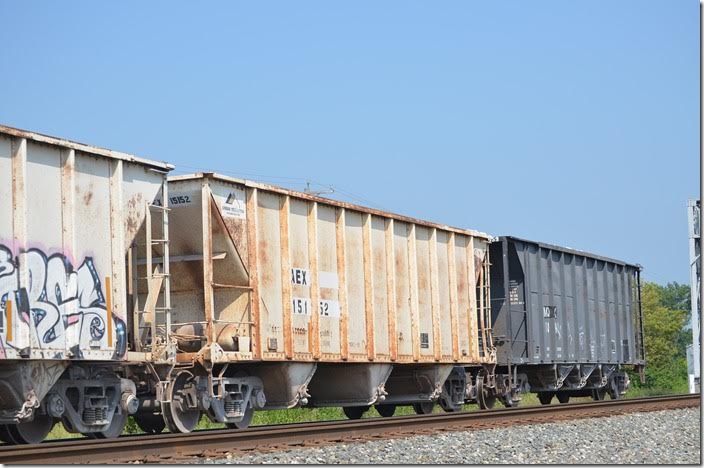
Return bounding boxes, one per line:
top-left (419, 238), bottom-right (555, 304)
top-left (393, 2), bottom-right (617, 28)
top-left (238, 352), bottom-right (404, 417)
top-left (490, 237), bottom-right (645, 368)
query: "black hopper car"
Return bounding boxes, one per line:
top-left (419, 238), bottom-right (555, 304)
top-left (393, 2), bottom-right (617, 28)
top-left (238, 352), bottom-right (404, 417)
top-left (482, 236), bottom-right (645, 407)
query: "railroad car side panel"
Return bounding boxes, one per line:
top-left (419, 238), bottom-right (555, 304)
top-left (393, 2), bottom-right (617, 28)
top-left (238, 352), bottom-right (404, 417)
top-left (257, 191), bottom-right (286, 358)
top-left (344, 210), bottom-right (367, 357)
top-left (393, 221), bottom-right (413, 360)
top-left (289, 198), bottom-right (312, 356)
top-left (0, 127), bottom-right (170, 364)
top-left (454, 235), bottom-right (472, 360)
top-left (161, 180), bottom-right (205, 335)
top-left (317, 204), bottom-right (341, 357)
top-left (436, 231), bottom-right (453, 358)
top-left (0, 137), bottom-right (12, 244)
top-left (490, 236), bottom-right (644, 367)
top-left (371, 216), bottom-right (390, 358)
top-left (414, 226), bottom-right (434, 358)
top-left (167, 174), bottom-right (494, 366)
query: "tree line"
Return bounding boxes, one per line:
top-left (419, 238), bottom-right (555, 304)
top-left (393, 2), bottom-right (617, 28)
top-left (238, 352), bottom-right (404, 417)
top-left (629, 281), bottom-right (692, 394)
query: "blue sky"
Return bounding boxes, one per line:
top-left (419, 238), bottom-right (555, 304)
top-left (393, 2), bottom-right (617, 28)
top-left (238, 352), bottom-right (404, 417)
top-left (0, 1), bottom-right (698, 284)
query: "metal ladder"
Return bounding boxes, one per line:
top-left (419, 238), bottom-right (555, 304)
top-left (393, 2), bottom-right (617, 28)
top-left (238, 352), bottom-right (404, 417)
top-left (135, 181), bottom-right (172, 359)
top-left (478, 252), bottom-right (495, 360)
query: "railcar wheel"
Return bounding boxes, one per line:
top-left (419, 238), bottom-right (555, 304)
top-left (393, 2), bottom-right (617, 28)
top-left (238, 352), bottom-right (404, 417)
top-left (476, 376), bottom-right (496, 410)
top-left (439, 398), bottom-right (461, 412)
top-left (412, 402), bottom-right (435, 415)
top-left (163, 372), bottom-right (201, 433)
top-left (556, 393), bottom-right (570, 404)
top-left (225, 405), bottom-right (254, 429)
top-left (591, 388), bottom-right (607, 401)
top-left (343, 406), bottom-right (369, 420)
top-left (90, 409), bottom-right (128, 439)
top-left (375, 404), bottom-right (396, 417)
top-left (134, 413), bottom-right (166, 434)
top-left (0, 425), bottom-right (18, 444)
top-left (537, 392), bottom-right (554, 405)
top-left (7, 415), bottom-right (54, 444)
top-left (607, 376), bottom-right (623, 400)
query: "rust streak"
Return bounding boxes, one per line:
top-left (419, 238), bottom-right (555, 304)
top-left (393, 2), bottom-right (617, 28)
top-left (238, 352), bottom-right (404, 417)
top-left (466, 237), bottom-right (479, 362)
top-left (447, 233), bottom-right (460, 361)
top-left (335, 208), bottom-right (349, 360)
top-left (429, 228), bottom-right (441, 361)
top-left (246, 188), bottom-right (261, 359)
top-left (201, 179), bottom-right (215, 345)
top-left (307, 202), bottom-right (321, 359)
top-left (362, 213), bottom-right (375, 360)
top-left (279, 195), bottom-right (293, 359)
top-left (384, 218), bottom-right (397, 361)
top-left (407, 224), bottom-right (420, 362)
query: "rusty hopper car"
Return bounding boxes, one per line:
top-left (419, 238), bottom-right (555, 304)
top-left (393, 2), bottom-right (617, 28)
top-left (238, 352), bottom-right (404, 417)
top-left (489, 236), bottom-right (645, 407)
top-left (150, 172), bottom-right (495, 430)
top-left (0, 126), bottom-right (173, 443)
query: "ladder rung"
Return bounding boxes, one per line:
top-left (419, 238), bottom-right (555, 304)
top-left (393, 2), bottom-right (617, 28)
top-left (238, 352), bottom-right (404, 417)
top-left (149, 204), bottom-right (171, 211)
top-left (134, 240), bottom-right (168, 247)
top-left (137, 274), bottom-right (170, 280)
top-left (212, 283), bottom-right (253, 290)
top-left (137, 306), bottom-right (170, 313)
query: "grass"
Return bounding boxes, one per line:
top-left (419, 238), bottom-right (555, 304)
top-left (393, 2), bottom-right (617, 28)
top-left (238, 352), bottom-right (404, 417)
top-left (625, 385), bottom-right (686, 398)
top-left (45, 403), bottom-right (469, 440)
top-left (43, 386), bottom-right (680, 441)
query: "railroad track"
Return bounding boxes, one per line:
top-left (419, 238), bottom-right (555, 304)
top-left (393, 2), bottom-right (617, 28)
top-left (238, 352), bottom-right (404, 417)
top-left (0, 394), bottom-right (698, 465)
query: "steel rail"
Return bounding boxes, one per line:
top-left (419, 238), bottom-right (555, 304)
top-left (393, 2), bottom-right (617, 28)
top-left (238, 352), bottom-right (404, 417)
top-left (0, 394), bottom-right (698, 465)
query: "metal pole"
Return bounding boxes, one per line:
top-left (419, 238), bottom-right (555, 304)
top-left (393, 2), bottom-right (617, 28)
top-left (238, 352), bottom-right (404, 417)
top-left (687, 199), bottom-right (700, 394)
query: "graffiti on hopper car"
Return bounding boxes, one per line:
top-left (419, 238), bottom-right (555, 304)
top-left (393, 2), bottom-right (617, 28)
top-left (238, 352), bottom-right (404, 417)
top-left (0, 244), bottom-right (126, 359)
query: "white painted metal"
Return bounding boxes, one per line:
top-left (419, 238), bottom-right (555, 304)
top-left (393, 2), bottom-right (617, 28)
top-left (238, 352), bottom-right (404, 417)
top-left (168, 173), bottom-right (494, 366)
top-left (688, 199), bottom-right (700, 393)
top-left (0, 126), bottom-right (172, 362)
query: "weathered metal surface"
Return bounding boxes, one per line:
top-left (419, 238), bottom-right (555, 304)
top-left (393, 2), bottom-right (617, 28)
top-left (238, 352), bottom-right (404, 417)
top-left (0, 125), bottom-right (172, 171)
top-left (168, 173), bottom-right (493, 365)
top-left (687, 199), bottom-right (700, 393)
top-left (490, 236), bottom-right (645, 367)
top-left (307, 363), bottom-right (393, 406)
top-left (0, 126), bottom-right (171, 362)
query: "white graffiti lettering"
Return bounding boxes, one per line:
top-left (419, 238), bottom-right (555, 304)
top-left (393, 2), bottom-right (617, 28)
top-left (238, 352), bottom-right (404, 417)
top-left (0, 245), bottom-right (126, 359)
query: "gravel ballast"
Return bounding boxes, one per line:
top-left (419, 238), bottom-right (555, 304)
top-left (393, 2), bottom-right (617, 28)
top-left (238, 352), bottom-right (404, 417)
top-left (202, 407), bottom-right (700, 464)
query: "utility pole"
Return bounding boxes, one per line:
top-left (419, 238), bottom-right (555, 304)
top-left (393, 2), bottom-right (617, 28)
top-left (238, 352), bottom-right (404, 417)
top-left (687, 199), bottom-right (700, 393)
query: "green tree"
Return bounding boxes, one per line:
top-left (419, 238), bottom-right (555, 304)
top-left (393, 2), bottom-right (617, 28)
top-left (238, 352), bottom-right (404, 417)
top-left (634, 282), bottom-right (689, 392)
top-left (659, 281), bottom-right (691, 320)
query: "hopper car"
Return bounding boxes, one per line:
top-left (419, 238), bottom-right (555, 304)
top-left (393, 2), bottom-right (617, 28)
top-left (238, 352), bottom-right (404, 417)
top-left (0, 126), bottom-right (495, 442)
top-left (0, 125), bottom-right (645, 444)
top-left (487, 237), bottom-right (645, 407)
